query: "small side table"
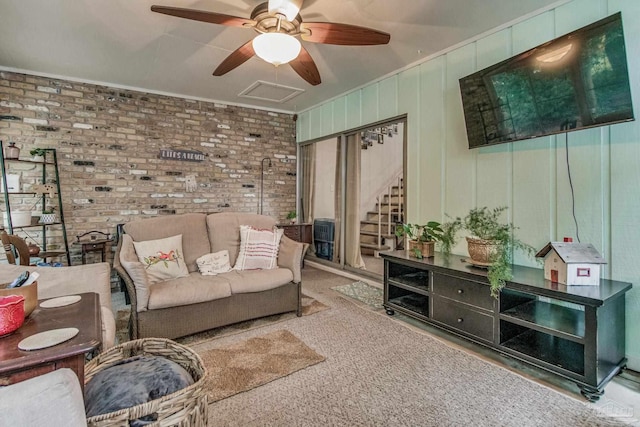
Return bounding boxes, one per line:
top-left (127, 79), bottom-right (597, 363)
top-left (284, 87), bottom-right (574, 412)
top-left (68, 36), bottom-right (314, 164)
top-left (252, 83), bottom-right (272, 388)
top-left (74, 239), bottom-right (112, 264)
top-left (277, 223), bottom-right (312, 244)
top-left (0, 292), bottom-right (102, 392)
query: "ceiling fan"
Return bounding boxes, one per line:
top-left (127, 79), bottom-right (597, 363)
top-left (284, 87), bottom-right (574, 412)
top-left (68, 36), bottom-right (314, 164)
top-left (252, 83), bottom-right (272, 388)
top-left (151, 0), bottom-right (390, 86)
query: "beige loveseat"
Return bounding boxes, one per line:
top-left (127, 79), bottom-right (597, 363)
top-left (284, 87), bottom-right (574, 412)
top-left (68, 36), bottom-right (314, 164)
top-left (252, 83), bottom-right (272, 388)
top-left (0, 262), bottom-right (115, 349)
top-left (114, 212), bottom-right (304, 340)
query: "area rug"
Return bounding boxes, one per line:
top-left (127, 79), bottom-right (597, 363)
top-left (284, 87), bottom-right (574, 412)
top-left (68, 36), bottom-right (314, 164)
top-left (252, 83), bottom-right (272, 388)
top-left (115, 293), bottom-right (329, 345)
top-left (332, 280), bottom-right (384, 309)
top-left (198, 329), bottom-right (325, 402)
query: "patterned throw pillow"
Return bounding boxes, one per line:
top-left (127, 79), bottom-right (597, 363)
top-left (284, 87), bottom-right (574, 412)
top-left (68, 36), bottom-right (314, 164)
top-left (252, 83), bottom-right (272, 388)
top-left (196, 250), bottom-right (232, 276)
top-left (132, 234), bottom-right (189, 284)
top-left (233, 225), bottom-right (284, 271)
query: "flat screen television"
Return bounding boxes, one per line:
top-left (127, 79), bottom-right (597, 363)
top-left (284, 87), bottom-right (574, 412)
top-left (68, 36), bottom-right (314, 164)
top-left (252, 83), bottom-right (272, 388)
top-left (459, 12), bottom-right (634, 149)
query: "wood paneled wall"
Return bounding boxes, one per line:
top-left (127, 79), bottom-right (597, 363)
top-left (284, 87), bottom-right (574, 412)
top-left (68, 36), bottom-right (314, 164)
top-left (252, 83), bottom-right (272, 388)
top-left (296, 0), bottom-right (640, 370)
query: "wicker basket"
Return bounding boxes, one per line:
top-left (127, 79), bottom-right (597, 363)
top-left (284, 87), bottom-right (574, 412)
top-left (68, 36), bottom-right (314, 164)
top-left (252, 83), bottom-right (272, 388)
top-left (466, 236), bottom-right (498, 265)
top-left (85, 338), bottom-right (208, 427)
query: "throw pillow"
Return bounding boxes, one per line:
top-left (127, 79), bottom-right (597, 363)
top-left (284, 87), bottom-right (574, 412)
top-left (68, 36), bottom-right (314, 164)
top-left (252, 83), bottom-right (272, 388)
top-left (132, 234), bottom-right (189, 284)
top-left (196, 250), bottom-right (232, 276)
top-left (234, 225), bottom-right (283, 271)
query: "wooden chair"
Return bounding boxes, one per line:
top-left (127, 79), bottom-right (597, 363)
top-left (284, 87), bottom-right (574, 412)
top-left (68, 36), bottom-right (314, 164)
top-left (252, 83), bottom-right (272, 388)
top-left (1, 231), bottom-right (31, 266)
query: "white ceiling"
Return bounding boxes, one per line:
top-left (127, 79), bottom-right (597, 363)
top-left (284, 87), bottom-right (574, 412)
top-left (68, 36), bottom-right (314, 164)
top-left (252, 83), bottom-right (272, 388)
top-left (0, 0), bottom-right (563, 113)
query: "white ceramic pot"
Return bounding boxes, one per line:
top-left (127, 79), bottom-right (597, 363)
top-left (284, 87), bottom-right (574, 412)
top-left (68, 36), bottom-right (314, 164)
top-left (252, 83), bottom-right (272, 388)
top-left (3, 211), bottom-right (32, 227)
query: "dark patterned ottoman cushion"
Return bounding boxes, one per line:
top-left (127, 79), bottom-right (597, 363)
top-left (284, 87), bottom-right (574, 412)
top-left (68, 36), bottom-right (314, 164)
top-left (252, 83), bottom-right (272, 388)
top-left (84, 355), bottom-right (194, 426)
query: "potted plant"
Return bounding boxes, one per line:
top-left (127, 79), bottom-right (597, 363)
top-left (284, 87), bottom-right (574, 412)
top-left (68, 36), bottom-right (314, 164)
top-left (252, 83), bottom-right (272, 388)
top-left (286, 210), bottom-right (297, 224)
top-left (396, 221), bottom-right (444, 259)
top-left (440, 206), bottom-right (536, 297)
top-left (29, 148), bottom-right (47, 162)
top-left (39, 207), bottom-right (57, 224)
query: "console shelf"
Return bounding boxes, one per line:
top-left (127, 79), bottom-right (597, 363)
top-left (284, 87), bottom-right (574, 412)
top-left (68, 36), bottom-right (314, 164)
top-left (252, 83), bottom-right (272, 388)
top-left (500, 299), bottom-right (585, 342)
top-left (381, 250), bottom-right (632, 401)
top-left (388, 293), bottom-right (429, 318)
top-left (500, 328), bottom-right (585, 376)
top-left (388, 263), bottom-right (429, 292)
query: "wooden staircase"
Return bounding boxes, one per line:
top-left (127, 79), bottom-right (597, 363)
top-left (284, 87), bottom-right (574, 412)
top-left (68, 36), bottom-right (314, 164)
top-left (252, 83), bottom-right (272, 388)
top-left (359, 175), bottom-right (403, 257)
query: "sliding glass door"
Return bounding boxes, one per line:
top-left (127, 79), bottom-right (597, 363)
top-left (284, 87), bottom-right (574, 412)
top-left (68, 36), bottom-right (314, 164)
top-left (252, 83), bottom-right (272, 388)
top-left (299, 118), bottom-right (406, 277)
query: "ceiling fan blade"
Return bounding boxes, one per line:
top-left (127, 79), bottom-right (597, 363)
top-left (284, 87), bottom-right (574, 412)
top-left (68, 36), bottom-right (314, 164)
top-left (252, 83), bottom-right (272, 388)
top-left (213, 41), bottom-right (256, 76)
top-left (301, 22), bottom-right (390, 45)
top-left (151, 5), bottom-right (253, 28)
top-left (289, 46), bottom-right (321, 86)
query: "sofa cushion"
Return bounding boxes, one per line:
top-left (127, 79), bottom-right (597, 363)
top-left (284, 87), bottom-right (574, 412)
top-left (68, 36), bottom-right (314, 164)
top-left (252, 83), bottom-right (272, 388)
top-left (119, 234), bottom-right (151, 312)
top-left (0, 262), bottom-right (112, 313)
top-left (0, 368), bottom-right (87, 427)
top-left (234, 226), bottom-right (284, 271)
top-left (206, 212), bottom-right (276, 266)
top-left (124, 213), bottom-right (209, 272)
top-left (277, 235), bottom-right (305, 284)
top-left (220, 268), bottom-right (293, 294)
top-left (147, 272), bottom-right (232, 310)
top-left (196, 250), bottom-right (232, 275)
top-left (133, 234), bottom-right (189, 284)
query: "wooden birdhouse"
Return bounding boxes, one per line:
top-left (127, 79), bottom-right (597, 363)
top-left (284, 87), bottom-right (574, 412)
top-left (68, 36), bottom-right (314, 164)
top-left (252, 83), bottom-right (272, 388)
top-left (535, 242), bottom-right (606, 286)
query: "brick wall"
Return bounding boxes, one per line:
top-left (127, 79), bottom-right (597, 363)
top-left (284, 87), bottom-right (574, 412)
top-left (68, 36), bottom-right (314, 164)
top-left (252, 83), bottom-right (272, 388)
top-left (0, 70), bottom-right (297, 264)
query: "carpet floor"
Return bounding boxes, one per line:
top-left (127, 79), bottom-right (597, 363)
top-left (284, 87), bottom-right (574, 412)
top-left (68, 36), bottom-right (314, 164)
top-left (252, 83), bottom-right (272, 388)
top-left (193, 267), bottom-right (629, 426)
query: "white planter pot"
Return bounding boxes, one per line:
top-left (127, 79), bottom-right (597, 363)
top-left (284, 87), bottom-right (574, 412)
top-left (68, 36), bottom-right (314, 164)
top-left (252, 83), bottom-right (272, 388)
top-left (3, 211), bottom-right (32, 227)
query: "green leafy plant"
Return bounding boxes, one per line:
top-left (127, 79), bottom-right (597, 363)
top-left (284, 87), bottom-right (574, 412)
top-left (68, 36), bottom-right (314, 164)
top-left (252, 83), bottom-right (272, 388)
top-left (396, 221), bottom-right (444, 259)
top-left (29, 148), bottom-right (47, 157)
top-left (396, 222), bottom-right (443, 242)
top-left (395, 223), bottom-right (421, 241)
top-left (419, 221), bottom-right (444, 243)
top-left (440, 207), bottom-right (536, 297)
top-left (286, 210), bottom-right (297, 220)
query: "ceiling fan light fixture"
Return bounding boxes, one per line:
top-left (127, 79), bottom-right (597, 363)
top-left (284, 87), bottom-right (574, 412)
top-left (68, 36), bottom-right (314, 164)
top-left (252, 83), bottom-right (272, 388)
top-left (536, 44), bottom-right (573, 63)
top-left (268, 0), bottom-right (303, 21)
top-left (253, 33), bottom-right (301, 66)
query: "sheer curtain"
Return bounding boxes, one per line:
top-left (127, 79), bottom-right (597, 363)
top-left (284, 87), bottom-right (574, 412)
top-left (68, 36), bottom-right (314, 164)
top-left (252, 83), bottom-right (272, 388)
top-left (334, 134), bottom-right (365, 268)
top-left (299, 143), bottom-right (315, 224)
top-left (333, 140), bottom-right (342, 264)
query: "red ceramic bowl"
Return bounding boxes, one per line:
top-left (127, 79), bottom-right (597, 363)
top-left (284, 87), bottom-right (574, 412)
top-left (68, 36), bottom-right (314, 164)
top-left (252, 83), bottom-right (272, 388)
top-left (0, 295), bottom-right (25, 337)
top-left (0, 281), bottom-right (38, 317)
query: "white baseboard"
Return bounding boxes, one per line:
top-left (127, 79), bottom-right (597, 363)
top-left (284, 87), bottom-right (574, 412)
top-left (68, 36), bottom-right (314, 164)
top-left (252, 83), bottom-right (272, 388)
top-left (626, 355), bottom-right (640, 373)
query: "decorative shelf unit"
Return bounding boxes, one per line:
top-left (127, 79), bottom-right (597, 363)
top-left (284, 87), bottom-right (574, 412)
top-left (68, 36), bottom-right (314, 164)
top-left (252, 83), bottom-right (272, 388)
top-left (0, 141), bottom-right (71, 265)
top-left (381, 250), bottom-right (631, 401)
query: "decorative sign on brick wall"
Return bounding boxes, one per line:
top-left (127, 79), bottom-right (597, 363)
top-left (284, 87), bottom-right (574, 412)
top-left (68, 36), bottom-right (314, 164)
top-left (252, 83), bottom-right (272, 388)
top-left (159, 148), bottom-right (206, 162)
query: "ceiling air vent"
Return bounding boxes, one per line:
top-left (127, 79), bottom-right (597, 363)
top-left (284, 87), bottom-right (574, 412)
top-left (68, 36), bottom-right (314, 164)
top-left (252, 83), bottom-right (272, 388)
top-left (238, 80), bottom-right (304, 103)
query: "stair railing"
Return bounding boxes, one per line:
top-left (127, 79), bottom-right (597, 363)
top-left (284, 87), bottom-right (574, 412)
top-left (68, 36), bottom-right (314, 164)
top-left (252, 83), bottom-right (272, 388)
top-left (374, 170), bottom-right (403, 250)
